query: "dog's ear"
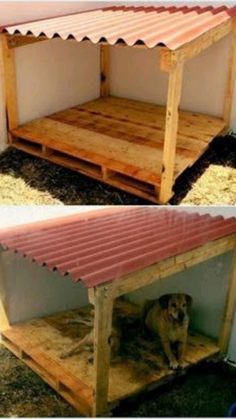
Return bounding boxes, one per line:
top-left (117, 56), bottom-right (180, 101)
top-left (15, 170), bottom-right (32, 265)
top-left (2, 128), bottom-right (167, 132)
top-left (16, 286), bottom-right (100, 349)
top-left (185, 295), bottom-right (192, 312)
top-left (159, 294), bottom-right (170, 309)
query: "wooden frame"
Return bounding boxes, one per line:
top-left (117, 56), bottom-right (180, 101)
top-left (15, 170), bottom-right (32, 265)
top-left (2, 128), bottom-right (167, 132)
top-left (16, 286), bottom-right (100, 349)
top-left (0, 250), bottom-right (10, 331)
top-left (2, 234), bottom-right (236, 416)
top-left (88, 234), bottom-right (236, 414)
top-left (159, 58), bottom-right (183, 203)
top-left (0, 34), bottom-right (18, 143)
top-left (1, 19), bottom-right (235, 203)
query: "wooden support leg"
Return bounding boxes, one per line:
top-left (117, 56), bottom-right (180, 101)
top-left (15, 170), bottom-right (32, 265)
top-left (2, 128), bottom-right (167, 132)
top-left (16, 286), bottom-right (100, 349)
top-left (100, 44), bottom-right (110, 97)
top-left (218, 244), bottom-right (236, 354)
top-left (93, 285), bottom-right (114, 416)
top-left (0, 34), bottom-right (18, 143)
top-left (223, 24), bottom-right (236, 128)
top-left (159, 61), bottom-right (183, 204)
top-left (0, 250), bottom-right (10, 332)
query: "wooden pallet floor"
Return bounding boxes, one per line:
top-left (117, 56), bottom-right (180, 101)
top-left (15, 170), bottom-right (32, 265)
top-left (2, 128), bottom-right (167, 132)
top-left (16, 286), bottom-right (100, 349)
top-left (2, 302), bottom-right (220, 416)
top-left (11, 97), bottom-right (225, 202)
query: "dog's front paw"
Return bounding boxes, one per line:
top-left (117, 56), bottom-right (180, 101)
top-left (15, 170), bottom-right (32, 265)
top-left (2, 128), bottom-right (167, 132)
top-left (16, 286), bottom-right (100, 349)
top-left (169, 359), bottom-right (179, 370)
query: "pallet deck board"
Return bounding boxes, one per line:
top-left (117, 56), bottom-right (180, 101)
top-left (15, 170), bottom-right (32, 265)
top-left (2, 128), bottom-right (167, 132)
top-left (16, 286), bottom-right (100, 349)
top-left (11, 97), bottom-right (226, 203)
top-left (2, 303), bottom-right (220, 415)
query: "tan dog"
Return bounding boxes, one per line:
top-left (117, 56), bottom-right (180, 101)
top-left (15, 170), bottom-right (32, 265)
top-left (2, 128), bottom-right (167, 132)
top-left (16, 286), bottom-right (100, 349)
top-left (144, 294), bottom-right (192, 370)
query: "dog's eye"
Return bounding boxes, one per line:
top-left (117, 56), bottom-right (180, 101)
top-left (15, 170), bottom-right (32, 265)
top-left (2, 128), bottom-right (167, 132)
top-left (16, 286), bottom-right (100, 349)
top-left (171, 303), bottom-right (177, 308)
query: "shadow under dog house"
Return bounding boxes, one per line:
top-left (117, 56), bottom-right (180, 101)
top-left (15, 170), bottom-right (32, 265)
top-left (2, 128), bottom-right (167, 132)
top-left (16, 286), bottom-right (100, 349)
top-left (1, 207), bottom-right (236, 416)
top-left (1, 5), bottom-right (236, 203)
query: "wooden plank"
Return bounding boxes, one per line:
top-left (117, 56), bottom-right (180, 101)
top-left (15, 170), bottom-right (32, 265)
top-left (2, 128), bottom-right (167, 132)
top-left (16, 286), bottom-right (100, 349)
top-left (78, 97), bottom-right (225, 139)
top-left (218, 245), bottom-right (236, 354)
top-left (114, 235), bottom-right (236, 298)
top-left (93, 285), bottom-right (114, 416)
top-left (7, 34), bottom-right (47, 49)
top-left (12, 118), bottom-right (164, 179)
top-left (0, 34), bottom-right (18, 141)
top-left (100, 45), bottom-right (110, 97)
top-left (53, 106), bottom-right (216, 155)
top-left (2, 334), bottom-right (93, 416)
top-left (11, 123), bottom-right (161, 185)
top-left (2, 302), bottom-right (220, 417)
top-left (12, 139), bottom-right (159, 203)
top-left (0, 250), bottom-right (10, 332)
top-left (223, 23), bottom-right (236, 127)
top-left (159, 60), bottom-right (184, 204)
top-left (11, 96), bottom-right (226, 203)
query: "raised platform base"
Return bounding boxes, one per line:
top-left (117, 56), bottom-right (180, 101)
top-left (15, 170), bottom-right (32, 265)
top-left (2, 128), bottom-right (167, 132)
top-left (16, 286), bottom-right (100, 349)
top-left (2, 302), bottom-right (220, 416)
top-left (10, 97), bottom-right (225, 203)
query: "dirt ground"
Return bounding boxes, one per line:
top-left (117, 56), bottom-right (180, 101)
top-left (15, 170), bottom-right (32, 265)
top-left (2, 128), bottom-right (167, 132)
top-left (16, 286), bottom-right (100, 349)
top-left (1, 344), bottom-right (236, 417)
top-left (0, 134), bottom-right (235, 205)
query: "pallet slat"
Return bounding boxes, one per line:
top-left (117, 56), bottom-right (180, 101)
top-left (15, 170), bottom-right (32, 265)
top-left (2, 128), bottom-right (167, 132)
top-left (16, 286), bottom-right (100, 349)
top-left (2, 302), bottom-right (220, 415)
top-left (11, 96), bottom-right (225, 203)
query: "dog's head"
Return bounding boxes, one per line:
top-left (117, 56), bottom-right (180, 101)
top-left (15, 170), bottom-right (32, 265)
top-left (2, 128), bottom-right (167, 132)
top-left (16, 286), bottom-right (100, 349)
top-left (159, 293), bottom-right (192, 323)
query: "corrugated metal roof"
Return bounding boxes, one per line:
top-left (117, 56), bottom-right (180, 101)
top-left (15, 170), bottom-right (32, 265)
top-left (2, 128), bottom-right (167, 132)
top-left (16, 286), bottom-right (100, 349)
top-left (0, 207), bottom-right (236, 288)
top-left (3, 5), bottom-right (236, 49)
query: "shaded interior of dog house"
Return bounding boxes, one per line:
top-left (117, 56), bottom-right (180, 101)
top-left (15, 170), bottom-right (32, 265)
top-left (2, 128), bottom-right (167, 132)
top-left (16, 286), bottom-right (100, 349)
top-left (2, 5), bottom-right (236, 203)
top-left (1, 207), bottom-right (236, 415)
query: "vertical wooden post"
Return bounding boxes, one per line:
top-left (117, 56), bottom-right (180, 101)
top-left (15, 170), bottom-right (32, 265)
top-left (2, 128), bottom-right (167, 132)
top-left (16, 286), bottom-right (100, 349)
top-left (0, 34), bottom-right (18, 142)
top-left (218, 243), bottom-right (236, 354)
top-left (223, 24), bottom-right (236, 128)
top-left (100, 44), bottom-right (110, 97)
top-left (0, 250), bottom-right (10, 332)
top-left (92, 284), bottom-right (114, 416)
top-left (159, 59), bottom-right (183, 204)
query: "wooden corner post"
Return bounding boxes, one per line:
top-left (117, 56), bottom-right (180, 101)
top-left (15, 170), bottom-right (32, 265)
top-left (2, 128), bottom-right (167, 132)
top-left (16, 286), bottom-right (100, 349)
top-left (218, 242), bottom-right (236, 354)
top-left (223, 21), bottom-right (236, 128)
top-left (100, 44), bottom-right (110, 97)
top-left (92, 284), bottom-right (114, 416)
top-left (159, 50), bottom-right (183, 204)
top-left (0, 34), bottom-right (18, 142)
top-left (0, 250), bottom-right (10, 332)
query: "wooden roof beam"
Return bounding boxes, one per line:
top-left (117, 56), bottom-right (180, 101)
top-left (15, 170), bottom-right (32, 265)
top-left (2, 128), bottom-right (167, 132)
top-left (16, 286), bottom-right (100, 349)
top-left (112, 234), bottom-right (236, 298)
top-left (6, 34), bottom-right (48, 49)
top-left (160, 19), bottom-right (234, 72)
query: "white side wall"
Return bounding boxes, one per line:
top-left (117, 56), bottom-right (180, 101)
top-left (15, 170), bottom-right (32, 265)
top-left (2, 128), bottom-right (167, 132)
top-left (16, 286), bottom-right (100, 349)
top-left (1, 1), bottom-right (236, 150)
top-left (2, 252), bottom-right (89, 324)
top-left (16, 40), bottom-right (100, 124)
top-left (110, 35), bottom-right (232, 120)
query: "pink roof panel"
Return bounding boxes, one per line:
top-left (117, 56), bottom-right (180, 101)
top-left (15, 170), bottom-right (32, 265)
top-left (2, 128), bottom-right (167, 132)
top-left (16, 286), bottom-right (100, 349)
top-left (3, 5), bottom-right (236, 49)
top-left (0, 207), bottom-right (235, 288)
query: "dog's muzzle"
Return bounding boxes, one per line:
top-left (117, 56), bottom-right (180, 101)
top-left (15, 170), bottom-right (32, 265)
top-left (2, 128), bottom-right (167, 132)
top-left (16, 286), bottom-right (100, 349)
top-left (178, 311), bottom-right (185, 322)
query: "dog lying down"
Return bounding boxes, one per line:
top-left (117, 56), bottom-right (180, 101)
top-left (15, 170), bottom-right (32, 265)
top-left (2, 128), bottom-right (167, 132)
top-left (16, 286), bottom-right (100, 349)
top-left (60, 293), bottom-right (192, 371)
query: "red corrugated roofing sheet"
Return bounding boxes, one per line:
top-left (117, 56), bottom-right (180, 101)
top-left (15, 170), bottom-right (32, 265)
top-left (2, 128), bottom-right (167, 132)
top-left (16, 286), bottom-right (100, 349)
top-left (3, 5), bottom-right (236, 49)
top-left (0, 207), bottom-right (235, 288)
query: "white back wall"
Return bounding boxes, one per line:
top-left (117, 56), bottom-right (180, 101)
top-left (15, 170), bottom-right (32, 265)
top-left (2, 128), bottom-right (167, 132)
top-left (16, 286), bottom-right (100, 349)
top-left (127, 251), bottom-right (233, 340)
top-left (110, 36), bottom-right (231, 118)
top-left (0, 2), bottom-right (236, 149)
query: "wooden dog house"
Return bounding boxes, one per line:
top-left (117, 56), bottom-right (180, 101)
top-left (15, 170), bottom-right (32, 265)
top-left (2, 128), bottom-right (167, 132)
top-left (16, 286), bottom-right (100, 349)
top-left (1, 207), bottom-right (236, 416)
top-left (1, 5), bottom-right (236, 203)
